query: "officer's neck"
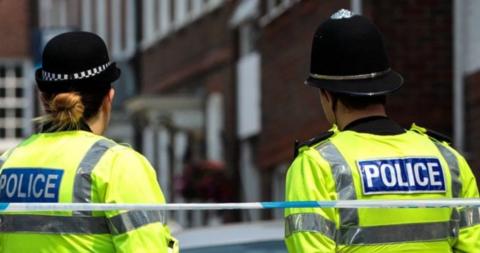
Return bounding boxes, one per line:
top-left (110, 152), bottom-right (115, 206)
top-left (86, 117), bottom-right (106, 135)
top-left (335, 104), bottom-right (387, 131)
top-left (86, 108), bottom-right (109, 135)
top-left (86, 92), bottom-right (113, 135)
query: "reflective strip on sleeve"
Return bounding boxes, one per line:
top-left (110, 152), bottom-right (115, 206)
top-left (107, 210), bottom-right (165, 235)
top-left (73, 139), bottom-right (116, 216)
top-left (316, 142), bottom-right (359, 227)
top-left (0, 148), bottom-right (16, 168)
top-left (337, 220), bottom-right (457, 245)
top-left (433, 142), bottom-right (461, 198)
top-left (284, 213), bottom-right (336, 240)
top-left (460, 207), bottom-right (480, 228)
top-left (0, 214), bottom-right (109, 234)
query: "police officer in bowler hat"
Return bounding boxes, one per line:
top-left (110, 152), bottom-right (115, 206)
top-left (0, 31), bottom-right (178, 253)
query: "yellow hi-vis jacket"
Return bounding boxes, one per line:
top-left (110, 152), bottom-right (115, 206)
top-left (285, 124), bottom-right (480, 253)
top-left (0, 130), bottom-right (178, 253)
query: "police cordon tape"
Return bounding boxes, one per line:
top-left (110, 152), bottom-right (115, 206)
top-left (1, 199), bottom-right (480, 212)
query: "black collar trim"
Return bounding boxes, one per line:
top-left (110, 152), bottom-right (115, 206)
top-left (343, 116), bottom-right (405, 135)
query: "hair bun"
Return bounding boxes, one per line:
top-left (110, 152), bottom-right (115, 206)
top-left (49, 93), bottom-right (85, 126)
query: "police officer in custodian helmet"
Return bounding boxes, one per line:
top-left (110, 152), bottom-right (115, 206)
top-left (284, 9), bottom-right (480, 253)
top-left (0, 32), bottom-right (178, 253)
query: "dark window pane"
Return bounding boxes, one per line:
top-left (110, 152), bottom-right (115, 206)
top-left (0, 128), bottom-right (5, 138)
top-left (15, 128), bottom-right (22, 137)
top-left (0, 88), bottom-right (5, 98)
top-left (15, 108), bottom-right (23, 118)
top-left (0, 108), bottom-right (5, 118)
top-left (14, 66), bottom-right (23, 77)
top-left (0, 67), bottom-right (5, 78)
top-left (15, 88), bottom-right (23, 98)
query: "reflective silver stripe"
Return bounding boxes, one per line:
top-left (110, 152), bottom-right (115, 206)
top-left (285, 214), bottom-right (458, 245)
top-left (284, 213), bottom-right (336, 240)
top-left (451, 208), bottom-right (460, 238)
top-left (0, 214), bottom-right (109, 234)
top-left (310, 68), bottom-right (391, 81)
top-left (433, 142), bottom-right (461, 198)
top-left (73, 139), bottom-right (116, 216)
top-left (460, 207), bottom-right (480, 228)
top-left (107, 210), bottom-right (165, 235)
top-left (337, 221), bottom-right (457, 245)
top-left (316, 142), bottom-right (359, 227)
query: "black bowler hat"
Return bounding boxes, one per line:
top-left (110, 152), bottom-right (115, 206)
top-left (305, 9), bottom-right (403, 96)
top-left (35, 31), bottom-right (121, 93)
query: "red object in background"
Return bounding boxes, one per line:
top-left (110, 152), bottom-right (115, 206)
top-left (179, 160), bottom-right (235, 203)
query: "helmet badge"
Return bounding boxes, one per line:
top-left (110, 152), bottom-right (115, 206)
top-left (330, 9), bottom-right (354, 20)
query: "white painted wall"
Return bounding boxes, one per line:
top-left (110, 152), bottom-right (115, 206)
top-left (206, 93), bottom-right (224, 161)
top-left (143, 126), bottom-right (155, 168)
top-left (272, 164), bottom-right (287, 220)
top-left (159, 127), bottom-right (171, 201)
top-left (240, 141), bottom-right (261, 221)
top-left (236, 52), bottom-right (261, 139)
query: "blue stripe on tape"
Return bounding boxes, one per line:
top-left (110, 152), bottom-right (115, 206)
top-left (0, 203), bottom-right (9, 210)
top-left (261, 201), bottom-right (321, 209)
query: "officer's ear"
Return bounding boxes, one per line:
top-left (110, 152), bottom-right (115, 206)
top-left (106, 88), bottom-right (115, 104)
top-left (101, 88), bottom-right (115, 112)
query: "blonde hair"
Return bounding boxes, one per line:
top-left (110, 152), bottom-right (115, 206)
top-left (36, 92), bottom-right (85, 131)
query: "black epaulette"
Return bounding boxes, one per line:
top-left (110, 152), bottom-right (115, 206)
top-left (426, 128), bottom-right (452, 144)
top-left (293, 131), bottom-right (334, 158)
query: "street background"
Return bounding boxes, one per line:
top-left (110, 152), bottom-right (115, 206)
top-left (0, 0), bottom-right (479, 229)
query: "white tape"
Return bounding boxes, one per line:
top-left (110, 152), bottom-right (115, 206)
top-left (1, 199), bottom-right (480, 212)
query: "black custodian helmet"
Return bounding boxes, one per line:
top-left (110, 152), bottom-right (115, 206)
top-left (305, 9), bottom-right (403, 96)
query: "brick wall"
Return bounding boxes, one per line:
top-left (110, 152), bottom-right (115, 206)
top-left (466, 71), bottom-right (480, 179)
top-left (258, 0), bottom-right (350, 169)
top-left (140, 3), bottom-right (236, 94)
top-left (0, 0), bottom-right (31, 58)
top-left (257, 0), bottom-right (453, 170)
top-left (367, 0), bottom-right (453, 132)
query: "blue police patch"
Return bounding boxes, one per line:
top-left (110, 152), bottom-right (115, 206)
top-left (357, 157), bottom-right (445, 195)
top-left (0, 168), bottom-right (64, 202)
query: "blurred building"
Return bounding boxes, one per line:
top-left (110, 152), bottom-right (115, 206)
top-left (0, 0), bottom-right (35, 151)
top-left (2, 0), bottom-right (480, 227)
top-left (127, 0), bottom-right (462, 226)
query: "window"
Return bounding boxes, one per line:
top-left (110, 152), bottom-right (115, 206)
top-left (239, 24), bottom-right (257, 56)
top-left (191, 0), bottom-right (204, 17)
top-left (159, 0), bottom-right (173, 36)
top-left (39, 0), bottom-right (136, 60)
top-left (0, 62), bottom-right (33, 150)
top-left (260, 0), bottom-right (299, 26)
top-left (141, 0), bottom-right (225, 49)
top-left (174, 0), bottom-right (188, 27)
top-left (39, 0), bottom-right (68, 27)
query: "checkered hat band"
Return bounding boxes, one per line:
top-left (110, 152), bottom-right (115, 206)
top-left (42, 62), bottom-right (112, 81)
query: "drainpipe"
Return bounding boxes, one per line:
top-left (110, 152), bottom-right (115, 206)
top-left (351, 0), bottom-right (362, 15)
top-left (453, 0), bottom-right (465, 152)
